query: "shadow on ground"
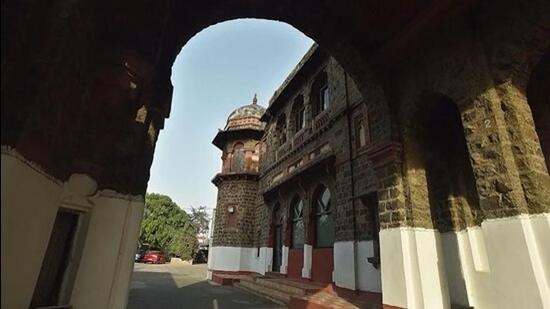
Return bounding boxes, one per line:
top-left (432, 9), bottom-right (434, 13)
top-left (128, 264), bottom-right (284, 309)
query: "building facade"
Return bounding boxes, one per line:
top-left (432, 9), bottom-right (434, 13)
top-left (2, 1), bottom-right (549, 308)
top-left (208, 45), bottom-right (550, 308)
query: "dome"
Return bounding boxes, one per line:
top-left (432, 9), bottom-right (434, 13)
top-left (225, 94), bottom-right (266, 130)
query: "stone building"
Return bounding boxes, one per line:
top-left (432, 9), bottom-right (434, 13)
top-left (208, 44), bottom-right (550, 308)
top-left (2, 1), bottom-right (549, 308)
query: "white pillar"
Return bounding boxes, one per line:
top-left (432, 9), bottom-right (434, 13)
top-left (70, 192), bottom-right (144, 309)
top-left (302, 244), bottom-right (312, 278)
top-left (1, 150), bottom-right (63, 309)
top-left (281, 245), bottom-right (289, 274)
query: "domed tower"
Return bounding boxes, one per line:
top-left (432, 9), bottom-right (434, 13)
top-left (209, 95), bottom-right (265, 278)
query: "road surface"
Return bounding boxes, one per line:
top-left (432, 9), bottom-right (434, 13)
top-left (127, 261), bottom-right (284, 309)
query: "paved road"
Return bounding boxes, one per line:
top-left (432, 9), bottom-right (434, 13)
top-left (127, 262), bottom-right (284, 309)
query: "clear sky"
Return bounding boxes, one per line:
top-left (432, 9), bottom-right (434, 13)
top-left (146, 19), bottom-right (314, 214)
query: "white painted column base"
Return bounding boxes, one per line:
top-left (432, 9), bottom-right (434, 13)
top-left (380, 213), bottom-right (550, 309)
top-left (70, 191), bottom-right (145, 309)
top-left (280, 245), bottom-right (289, 274)
top-left (209, 246), bottom-right (272, 274)
top-left (302, 244), bottom-right (312, 278)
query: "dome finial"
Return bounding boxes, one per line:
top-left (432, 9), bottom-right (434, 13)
top-left (253, 93), bottom-right (257, 105)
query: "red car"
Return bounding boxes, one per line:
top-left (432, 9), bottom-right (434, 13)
top-left (142, 250), bottom-right (168, 264)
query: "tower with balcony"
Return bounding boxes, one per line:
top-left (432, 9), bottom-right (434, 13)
top-left (208, 95), bottom-right (265, 278)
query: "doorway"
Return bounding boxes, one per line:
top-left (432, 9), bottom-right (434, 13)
top-left (30, 209), bottom-right (80, 308)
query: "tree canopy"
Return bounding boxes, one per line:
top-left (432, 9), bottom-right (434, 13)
top-left (189, 206), bottom-right (210, 235)
top-left (139, 193), bottom-right (198, 259)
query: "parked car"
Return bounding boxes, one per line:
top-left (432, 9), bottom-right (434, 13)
top-left (143, 250), bottom-right (168, 264)
top-left (192, 248), bottom-right (208, 264)
top-left (135, 249), bottom-right (146, 262)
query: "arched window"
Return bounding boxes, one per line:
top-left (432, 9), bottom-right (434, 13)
top-left (314, 185), bottom-right (334, 247)
top-left (276, 114), bottom-right (287, 146)
top-left (231, 142), bottom-right (245, 172)
top-left (290, 196), bottom-right (304, 249)
top-left (354, 113), bottom-right (370, 149)
top-left (311, 71), bottom-right (329, 117)
top-left (292, 95), bottom-right (306, 134)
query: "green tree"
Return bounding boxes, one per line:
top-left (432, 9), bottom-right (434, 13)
top-left (189, 206), bottom-right (210, 235)
top-left (139, 193), bottom-right (197, 259)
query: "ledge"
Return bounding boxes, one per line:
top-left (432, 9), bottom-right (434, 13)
top-left (212, 172), bottom-right (259, 186)
top-left (262, 153), bottom-right (335, 196)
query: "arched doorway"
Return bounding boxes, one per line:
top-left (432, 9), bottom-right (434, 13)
top-left (288, 195), bottom-right (305, 278)
top-left (411, 93), bottom-right (480, 307)
top-left (311, 185), bottom-right (335, 283)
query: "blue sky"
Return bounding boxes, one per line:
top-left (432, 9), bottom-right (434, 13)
top-left (146, 19), bottom-right (314, 214)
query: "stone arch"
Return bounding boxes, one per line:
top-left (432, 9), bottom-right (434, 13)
top-left (401, 92), bottom-right (480, 307)
top-left (3, 2), bottom-right (405, 195)
top-left (403, 92), bottom-right (481, 231)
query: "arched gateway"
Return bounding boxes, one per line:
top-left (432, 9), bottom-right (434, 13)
top-left (2, 1), bottom-right (550, 308)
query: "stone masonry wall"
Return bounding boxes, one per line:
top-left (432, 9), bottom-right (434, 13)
top-left (212, 179), bottom-right (258, 247)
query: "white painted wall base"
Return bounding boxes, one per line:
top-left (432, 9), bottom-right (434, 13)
top-left (334, 241), bottom-right (356, 290)
top-left (209, 246), bottom-right (271, 275)
top-left (70, 192), bottom-right (144, 309)
top-left (380, 213), bottom-right (550, 309)
top-left (356, 240), bottom-right (382, 293)
top-left (333, 241), bottom-right (382, 292)
top-left (281, 245), bottom-right (289, 274)
top-left (2, 150), bottom-right (63, 309)
top-left (1, 148), bottom-right (145, 309)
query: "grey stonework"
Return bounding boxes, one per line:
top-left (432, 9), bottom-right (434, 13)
top-left (2, 0), bottom-right (548, 245)
top-left (215, 37), bottom-right (549, 248)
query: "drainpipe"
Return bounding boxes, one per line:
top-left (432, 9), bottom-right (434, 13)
top-left (344, 72), bottom-right (358, 290)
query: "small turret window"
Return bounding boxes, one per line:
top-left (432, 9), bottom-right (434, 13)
top-left (231, 142), bottom-right (245, 172)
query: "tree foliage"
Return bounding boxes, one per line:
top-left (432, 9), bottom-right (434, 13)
top-left (139, 193), bottom-right (198, 259)
top-left (189, 206), bottom-right (210, 235)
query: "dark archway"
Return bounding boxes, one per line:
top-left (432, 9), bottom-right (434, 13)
top-left (406, 93), bottom-right (480, 307)
top-left (526, 51), bottom-right (550, 173)
top-left (1, 0), bottom-right (451, 195)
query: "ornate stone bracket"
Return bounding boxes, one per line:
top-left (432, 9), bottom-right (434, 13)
top-left (211, 172), bottom-right (259, 187)
top-left (60, 173), bottom-right (99, 211)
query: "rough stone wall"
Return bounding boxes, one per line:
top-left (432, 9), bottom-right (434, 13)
top-left (212, 179), bottom-right (258, 247)
top-left (389, 2), bottom-right (550, 230)
top-left (2, 0), bottom-right (548, 244)
top-left (257, 55), bottom-right (385, 245)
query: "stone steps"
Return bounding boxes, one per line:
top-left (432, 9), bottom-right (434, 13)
top-left (234, 276), bottom-right (383, 309)
top-left (255, 278), bottom-right (314, 296)
top-left (235, 280), bottom-right (292, 306)
top-left (291, 291), bottom-right (380, 309)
